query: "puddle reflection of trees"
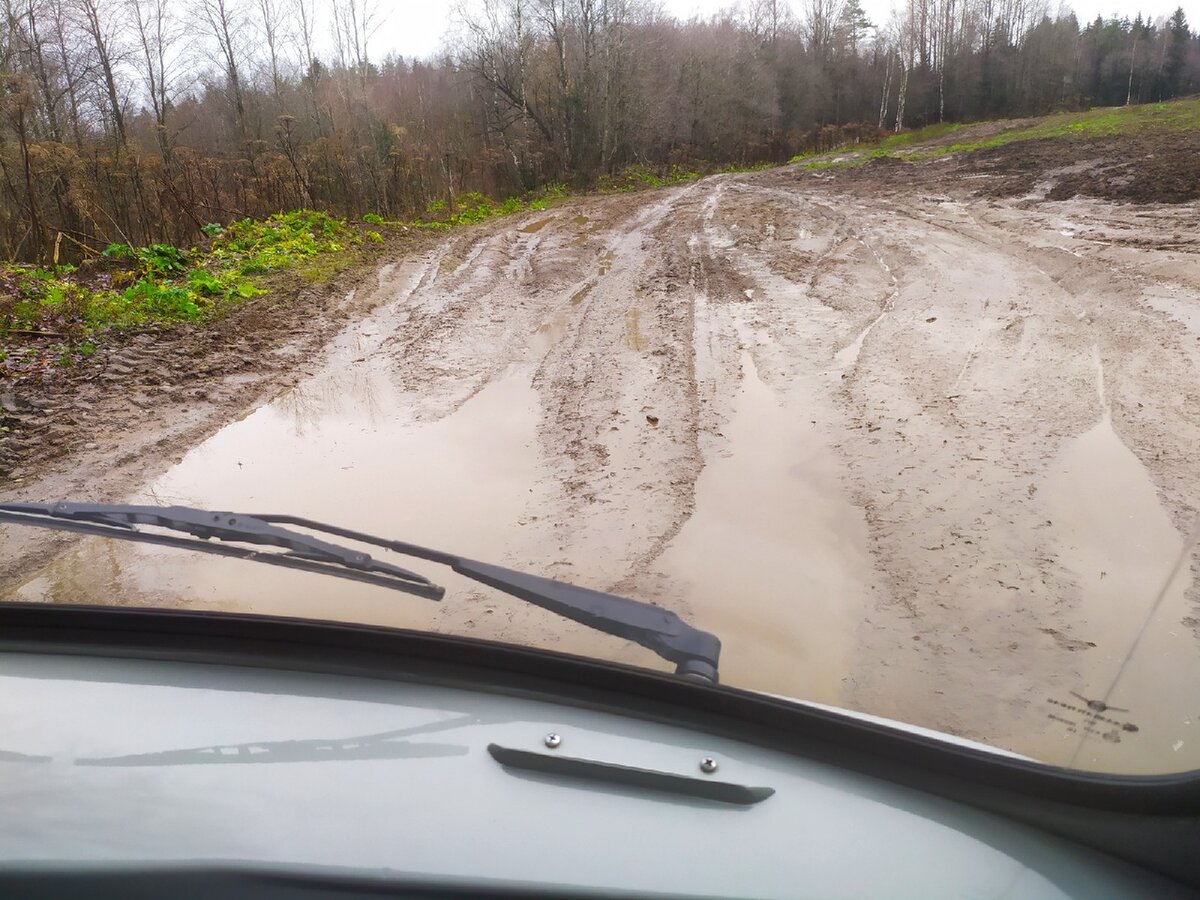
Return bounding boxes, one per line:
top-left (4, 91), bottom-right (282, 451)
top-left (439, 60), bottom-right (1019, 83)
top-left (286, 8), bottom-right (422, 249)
top-left (19, 537), bottom-right (132, 607)
top-left (277, 366), bottom-right (387, 433)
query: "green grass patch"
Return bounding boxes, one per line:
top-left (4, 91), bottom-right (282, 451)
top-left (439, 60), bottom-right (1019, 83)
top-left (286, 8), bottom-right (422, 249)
top-left (411, 183), bottom-right (570, 229)
top-left (877, 121), bottom-right (969, 149)
top-left (596, 164), bottom-right (701, 192)
top-left (0, 209), bottom-right (363, 351)
top-left (597, 160), bottom-right (773, 193)
top-left (0, 187), bottom-right (584, 362)
top-left (297, 253), bottom-right (356, 284)
top-left (801, 156), bottom-right (869, 170)
top-left (790, 145), bottom-right (886, 164)
top-left (786, 123), bottom-right (967, 165)
top-left (896, 97), bottom-right (1200, 161)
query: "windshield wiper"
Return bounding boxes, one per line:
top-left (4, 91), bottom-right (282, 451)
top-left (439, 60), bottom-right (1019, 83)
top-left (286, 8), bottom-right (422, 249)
top-left (0, 502), bottom-right (721, 682)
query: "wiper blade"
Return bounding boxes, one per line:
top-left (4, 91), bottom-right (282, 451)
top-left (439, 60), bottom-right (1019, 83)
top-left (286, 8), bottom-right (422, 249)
top-left (0, 502), bottom-right (722, 682)
top-left (0, 502), bottom-right (443, 599)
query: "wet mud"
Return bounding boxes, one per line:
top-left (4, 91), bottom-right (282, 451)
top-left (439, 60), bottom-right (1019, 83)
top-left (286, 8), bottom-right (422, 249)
top-left (5, 157), bottom-right (1200, 775)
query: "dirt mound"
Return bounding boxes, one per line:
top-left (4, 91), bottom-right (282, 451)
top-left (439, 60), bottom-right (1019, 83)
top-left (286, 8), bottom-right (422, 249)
top-left (864, 154), bottom-right (910, 168)
top-left (1046, 132), bottom-right (1200, 203)
top-left (965, 132), bottom-right (1200, 203)
top-left (810, 125), bottom-right (1200, 206)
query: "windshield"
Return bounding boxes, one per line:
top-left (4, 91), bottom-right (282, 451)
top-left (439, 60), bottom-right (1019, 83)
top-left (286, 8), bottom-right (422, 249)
top-left (2, 0), bottom-right (1198, 779)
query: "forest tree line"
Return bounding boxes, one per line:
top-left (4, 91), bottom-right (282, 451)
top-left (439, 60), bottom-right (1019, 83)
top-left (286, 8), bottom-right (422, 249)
top-left (0, 0), bottom-right (1197, 263)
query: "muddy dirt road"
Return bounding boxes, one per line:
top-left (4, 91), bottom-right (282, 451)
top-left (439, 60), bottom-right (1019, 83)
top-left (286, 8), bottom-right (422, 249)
top-left (6, 161), bottom-right (1200, 774)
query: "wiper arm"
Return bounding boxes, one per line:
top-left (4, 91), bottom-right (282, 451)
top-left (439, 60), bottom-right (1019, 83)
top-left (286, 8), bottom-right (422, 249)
top-left (0, 502), bottom-right (721, 682)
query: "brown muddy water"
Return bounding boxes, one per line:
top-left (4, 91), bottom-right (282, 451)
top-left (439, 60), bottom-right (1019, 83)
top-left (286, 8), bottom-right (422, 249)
top-left (1040, 372), bottom-right (1199, 773)
top-left (10, 182), bottom-right (1200, 776)
top-left (658, 351), bottom-right (870, 705)
top-left (17, 317), bottom-right (550, 637)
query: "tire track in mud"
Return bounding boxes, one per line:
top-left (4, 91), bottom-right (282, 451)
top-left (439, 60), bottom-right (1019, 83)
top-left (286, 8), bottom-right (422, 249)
top-left (822, 202), bottom-right (1113, 731)
top-left (356, 184), bottom-right (734, 659)
top-left (968, 202), bottom-right (1200, 535)
top-left (530, 184), bottom-right (718, 601)
top-left (783, 182), bottom-right (1200, 765)
top-left (820, 207), bottom-right (1104, 739)
top-left (894, 195), bottom-right (1200, 566)
top-left (975, 201), bottom-right (1200, 695)
top-left (672, 171), bottom-right (1200, 767)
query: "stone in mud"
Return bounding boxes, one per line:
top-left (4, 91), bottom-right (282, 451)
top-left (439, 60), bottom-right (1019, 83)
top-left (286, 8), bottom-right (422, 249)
top-left (0, 391), bottom-right (23, 414)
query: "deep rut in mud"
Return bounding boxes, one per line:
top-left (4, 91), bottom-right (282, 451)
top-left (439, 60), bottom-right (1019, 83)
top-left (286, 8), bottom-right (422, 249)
top-left (8, 165), bottom-right (1200, 775)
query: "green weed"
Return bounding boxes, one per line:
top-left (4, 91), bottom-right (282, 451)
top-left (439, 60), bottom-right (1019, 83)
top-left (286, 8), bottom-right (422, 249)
top-left (797, 148), bottom-right (903, 169)
top-left (1, 209), bottom-right (360, 343)
top-left (596, 161), bottom-right (772, 192)
top-left (414, 183), bottom-right (568, 229)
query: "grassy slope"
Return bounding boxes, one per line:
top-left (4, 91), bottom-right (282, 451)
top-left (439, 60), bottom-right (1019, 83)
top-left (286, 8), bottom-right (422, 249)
top-left (798, 95), bottom-right (1200, 170)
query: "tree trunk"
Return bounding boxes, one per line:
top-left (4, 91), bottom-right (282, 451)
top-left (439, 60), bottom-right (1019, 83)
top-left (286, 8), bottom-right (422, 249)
top-left (879, 51), bottom-right (893, 129)
top-left (79, 0), bottom-right (128, 146)
top-left (15, 104), bottom-right (46, 263)
top-left (1126, 37), bottom-right (1136, 106)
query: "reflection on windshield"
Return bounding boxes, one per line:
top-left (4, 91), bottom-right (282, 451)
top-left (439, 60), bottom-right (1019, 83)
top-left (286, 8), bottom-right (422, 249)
top-left (75, 719), bottom-right (474, 767)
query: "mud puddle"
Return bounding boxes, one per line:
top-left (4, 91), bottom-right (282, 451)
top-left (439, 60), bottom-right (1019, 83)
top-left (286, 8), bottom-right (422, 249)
top-left (15, 355), bottom-right (550, 631)
top-left (519, 217), bottom-right (554, 234)
top-left (656, 351), bottom-right (870, 707)
top-left (1142, 284), bottom-right (1200, 337)
top-left (1038, 409), bottom-right (1199, 774)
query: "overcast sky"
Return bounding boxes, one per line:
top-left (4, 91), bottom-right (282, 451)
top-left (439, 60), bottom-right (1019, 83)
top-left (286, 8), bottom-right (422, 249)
top-left (374, 0), bottom-right (1180, 62)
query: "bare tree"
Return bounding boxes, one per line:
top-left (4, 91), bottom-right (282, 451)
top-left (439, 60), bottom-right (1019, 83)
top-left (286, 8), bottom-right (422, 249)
top-left (71, 0), bottom-right (129, 145)
top-left (886, 7), bottom-right (915, 130)
top-left (746, 0), bottom-right (788, 45)
top-left (458, 0), bottom-right (557, 149)
top-left (331, 0), bottom-right (378, 80)
top-left (128, 0), bottom-right (180, 158)
top-left (0, 0), bottom-right (1196, 261)
top-left (0, 74), bottom-right (47, 260)
top-left (803, 0), bottom-right (845, 58)
top-left (256, 0), bottom-right (288, 101)
top-left (878, 45), bottom-right (894, 127)
top-left (289, 0), bottom-right (323, 127)
top-left (3, 0), bottom-right (65, 141)
top-left (931, 0), bottom-right (956, 121)
top-left (197, 0), bottom-right (248, 141)
top-left (46, 0), bottom-right (85, 146)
